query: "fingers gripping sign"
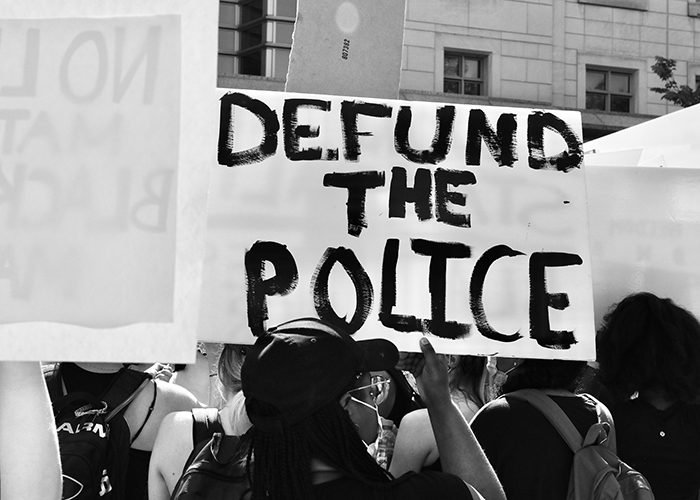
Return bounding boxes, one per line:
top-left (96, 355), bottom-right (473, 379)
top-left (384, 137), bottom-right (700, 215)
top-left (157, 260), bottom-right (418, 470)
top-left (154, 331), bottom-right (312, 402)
top-left (415, 337), bottom-right (451, 408)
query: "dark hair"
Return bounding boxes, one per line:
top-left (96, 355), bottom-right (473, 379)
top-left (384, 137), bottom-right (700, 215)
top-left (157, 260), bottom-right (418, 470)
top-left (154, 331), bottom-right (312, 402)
top-left (450, 355), bottom-right (487, 408)
top-left (501, 358), bottom-right (587, 395)
top-left (597, 292), bottom-right (700, 403)
top-left (244, 397), bottom-right (392, 500)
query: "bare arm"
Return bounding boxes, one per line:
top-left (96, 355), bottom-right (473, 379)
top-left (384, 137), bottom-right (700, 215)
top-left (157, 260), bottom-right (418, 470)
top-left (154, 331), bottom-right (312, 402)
top-left (388, 408), bottom-right (437, 477)
top-left (0, 362), bottom-right (62, 500)
top-left (148, 411), bottom-right (195, 500)
top-left (415, 338), bottom-right (506, 500)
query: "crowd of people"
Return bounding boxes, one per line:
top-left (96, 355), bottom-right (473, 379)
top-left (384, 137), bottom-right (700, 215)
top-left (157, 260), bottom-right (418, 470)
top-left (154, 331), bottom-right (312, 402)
top-left (6, 290), bottom-right (700, 500)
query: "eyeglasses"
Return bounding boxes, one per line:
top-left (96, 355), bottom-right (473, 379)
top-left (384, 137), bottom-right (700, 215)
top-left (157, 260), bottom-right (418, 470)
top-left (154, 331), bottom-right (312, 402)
top-left (347, 375), bottom-right (391, 407)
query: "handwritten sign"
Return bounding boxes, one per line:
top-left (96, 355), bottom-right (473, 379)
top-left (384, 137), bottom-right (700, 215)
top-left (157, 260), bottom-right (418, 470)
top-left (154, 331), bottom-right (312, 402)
top-left (0, 1), bottom-right (216, 362)
top-left (199, 89), bottom-right (596, 360)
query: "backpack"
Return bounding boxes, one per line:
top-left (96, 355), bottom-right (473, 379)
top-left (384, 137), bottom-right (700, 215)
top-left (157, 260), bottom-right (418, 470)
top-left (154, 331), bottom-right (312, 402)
top-left (170, 408), bottom-right (250, 500)
top-left (508, 389), bottom-right (655, 500)
top-left (45, 364), bottom-right (152, 500)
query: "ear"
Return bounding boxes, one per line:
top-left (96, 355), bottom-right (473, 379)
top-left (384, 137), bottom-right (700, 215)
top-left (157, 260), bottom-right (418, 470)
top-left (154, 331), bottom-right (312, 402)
top-left (447, 355), bottom-right (459, 371)
top-left (339, 392), bottom-right (352, 410)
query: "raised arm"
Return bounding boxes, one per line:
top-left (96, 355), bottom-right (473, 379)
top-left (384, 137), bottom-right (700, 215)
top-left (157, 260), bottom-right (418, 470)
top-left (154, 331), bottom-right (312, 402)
top-left (415, 338), bottom-right (506, 500)
top-left (0, 362), bottom-right (62, 500)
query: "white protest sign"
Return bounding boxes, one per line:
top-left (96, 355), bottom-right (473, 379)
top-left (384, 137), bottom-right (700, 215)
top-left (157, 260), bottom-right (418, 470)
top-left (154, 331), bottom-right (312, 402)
top-left (0, 1), bottom-right (216, 362)
top-left (587, 165), bottom-right (700, 325)
top-left (199, 89), bottom-right (596, 360)
top-left (584, 103), bottom-right (700, 168)
top-left (285, 0), bottom-right (407, 99)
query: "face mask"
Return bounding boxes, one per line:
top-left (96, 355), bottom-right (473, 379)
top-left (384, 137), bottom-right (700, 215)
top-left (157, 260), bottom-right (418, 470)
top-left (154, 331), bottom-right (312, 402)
top-left (483, 357), bottom-right (520, 402)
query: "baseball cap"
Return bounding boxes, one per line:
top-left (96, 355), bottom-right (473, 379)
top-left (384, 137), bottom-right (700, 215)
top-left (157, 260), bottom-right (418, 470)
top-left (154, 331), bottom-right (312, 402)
top-left (241, 317), bottom-right (399, 433)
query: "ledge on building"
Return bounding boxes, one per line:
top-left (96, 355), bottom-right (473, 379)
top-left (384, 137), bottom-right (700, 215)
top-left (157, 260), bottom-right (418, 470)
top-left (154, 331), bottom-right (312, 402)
top-left (578, 0), bottom-right (648, 11)
top-left (217, 74), bottom-right (286, 91)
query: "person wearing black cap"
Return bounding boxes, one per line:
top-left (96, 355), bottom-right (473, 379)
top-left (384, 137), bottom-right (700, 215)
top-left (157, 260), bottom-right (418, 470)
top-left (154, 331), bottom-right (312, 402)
top-left (241, 317), bottom-right (506, 500)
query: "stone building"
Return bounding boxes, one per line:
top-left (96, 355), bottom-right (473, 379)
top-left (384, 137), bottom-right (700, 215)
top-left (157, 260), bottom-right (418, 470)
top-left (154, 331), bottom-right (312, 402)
top-left (217, 0), bottom-right (700, 140)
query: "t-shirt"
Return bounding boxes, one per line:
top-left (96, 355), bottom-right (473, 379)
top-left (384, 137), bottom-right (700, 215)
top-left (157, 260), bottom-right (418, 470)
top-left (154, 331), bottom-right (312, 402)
top-left (313, 471), bottom-right (478, 500)
top-left (471, 393), bottom-right (598, 500)
top-left (611, 398), bottom-right (700, 500)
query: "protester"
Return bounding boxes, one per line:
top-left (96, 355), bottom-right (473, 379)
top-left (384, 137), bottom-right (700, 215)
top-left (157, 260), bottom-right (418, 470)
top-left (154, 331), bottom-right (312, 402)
top-left (389, 355), bottom-right (487, 475)
top-left (149, 344), bottom-right (252, 500)
top-left (170, 342), bottom-right (223, 407)
top-left (49, 362), bottom-right (200, 500)
top-left (596, 291), bottom-right (700, 500)
top-left (0, 361), bottom-right (62, 500)
top-left (239, 317), bottom-right (506, 500)
top-left (470, 357), bottom-right (595, 500)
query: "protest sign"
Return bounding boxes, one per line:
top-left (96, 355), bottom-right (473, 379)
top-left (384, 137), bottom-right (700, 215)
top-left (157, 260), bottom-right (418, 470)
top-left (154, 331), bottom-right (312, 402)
top-left (0, 1), bottom-right (216, 362)
top-left (587, 165), bottom-right (700, 325)
top-left (286, 0), bottom-right (407, 99)
top-left (199, 88), bottom-right (596, 360)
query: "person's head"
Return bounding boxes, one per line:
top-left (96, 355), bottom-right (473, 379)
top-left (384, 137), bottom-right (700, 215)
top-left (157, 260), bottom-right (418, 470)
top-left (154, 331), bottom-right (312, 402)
top-left (241, 318), bottom-right (398, 500)
top-left (499, 358), bottom-right (587, 395)
top-left (217, 344), bottom-right (248, 399)
top-left (446, 355), bottom-right (488, 408)
top-left (597, 291), bottom-right (700, 403)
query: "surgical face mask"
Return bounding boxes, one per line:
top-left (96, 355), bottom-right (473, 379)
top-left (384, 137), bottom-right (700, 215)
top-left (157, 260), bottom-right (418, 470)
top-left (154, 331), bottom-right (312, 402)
top-left (346, 375), bottom-right (389, 447)
top-left (483, 357), bottom-right (521, 402)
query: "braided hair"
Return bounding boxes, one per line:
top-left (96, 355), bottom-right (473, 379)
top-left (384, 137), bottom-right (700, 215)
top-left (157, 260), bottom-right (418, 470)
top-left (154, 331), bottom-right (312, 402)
top-left (245, 397), bottom-right (393, 500)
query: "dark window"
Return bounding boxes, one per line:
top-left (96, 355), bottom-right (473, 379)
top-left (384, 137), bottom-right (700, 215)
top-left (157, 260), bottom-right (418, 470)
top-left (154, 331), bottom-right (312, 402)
top-left (586, 68), bottom-right (633, 113)
top-left (218, 0), bottom-right (296, 77)
top-left (444, 52), bottom-right (486, 96)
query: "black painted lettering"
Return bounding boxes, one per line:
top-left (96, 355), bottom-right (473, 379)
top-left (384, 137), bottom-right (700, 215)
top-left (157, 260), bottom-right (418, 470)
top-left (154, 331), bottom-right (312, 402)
top-left (469, 245), bottom-right (524, 343)
top-left (388, 166), bottom-right (432, 221)
top-left (435, 168), bottom-right (476, 228)
top-left (218, 92), bottom-right (280, 167)
top-left (283, 98), bottom-right (338, 161)
top-left (527, 111), bottom-right (583, 173)
top-left (394, 105), bottom-right (455, 165)
top-left (311, 247), bottom-right (372, 334)
top-left (412, 239), bottom-right (471, 339)
top-left (323, 171), bottom-right (385, 237)
top-left (245, 241), bottom-right (299, 336)
top-left (379, 238), bottom-right (422, 332)
top-left (340, 100), bottom-right (392, 161)
top-left (529, 251), bottom-right (583, 349)
top-left (465, 109), bottom-right (517, 167)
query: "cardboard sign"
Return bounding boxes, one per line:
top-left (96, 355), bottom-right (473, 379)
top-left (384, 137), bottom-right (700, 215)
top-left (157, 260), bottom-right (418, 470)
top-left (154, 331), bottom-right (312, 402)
top-left (199, 88), bottom-right (596, 360)
top-left (0, 1), bottom-right (217, 362)
top-left (285, 0), bottom-right (407, 99)
top-left (587, 165), bottom-right (700, 325)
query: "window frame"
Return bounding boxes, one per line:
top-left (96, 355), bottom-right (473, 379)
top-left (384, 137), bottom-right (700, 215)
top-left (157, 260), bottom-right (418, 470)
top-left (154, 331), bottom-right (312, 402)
top-left (443, 51), bottom-right (488, 97)
top-left (585, 66), bottom-right (636, 113)
top-left (218, 0), bottom-right (295, 77)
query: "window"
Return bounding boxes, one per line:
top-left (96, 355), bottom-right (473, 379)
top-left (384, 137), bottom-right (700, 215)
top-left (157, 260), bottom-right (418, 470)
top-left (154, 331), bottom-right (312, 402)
top-left (218, 0), bottom-right (296, 78)
top-left (443, 52), bottom-right (486, 96)
top-left (586, 68), bottom-right (634, 113)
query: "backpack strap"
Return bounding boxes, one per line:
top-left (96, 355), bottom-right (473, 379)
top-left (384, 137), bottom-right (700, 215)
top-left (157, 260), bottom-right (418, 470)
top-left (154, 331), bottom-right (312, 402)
top-left (102, 368), bottom-right (153, 422)
top-left (191, 407), bottom-right (224, 446)
top-left (507, 389), bottom-right (585, 453)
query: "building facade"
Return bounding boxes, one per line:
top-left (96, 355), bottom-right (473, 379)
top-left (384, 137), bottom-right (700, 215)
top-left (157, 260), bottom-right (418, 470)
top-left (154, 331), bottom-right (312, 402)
top-left (217, 0), bottom-right (700, 141)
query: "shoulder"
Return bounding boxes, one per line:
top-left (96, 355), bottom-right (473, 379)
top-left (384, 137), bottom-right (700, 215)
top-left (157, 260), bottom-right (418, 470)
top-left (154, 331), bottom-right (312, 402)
top-left (154, 379), bottom-right (201, 411)
top-left (151, 411), bottom-right (194, 466)
top-left (398, 408), bottom-right (430, 430)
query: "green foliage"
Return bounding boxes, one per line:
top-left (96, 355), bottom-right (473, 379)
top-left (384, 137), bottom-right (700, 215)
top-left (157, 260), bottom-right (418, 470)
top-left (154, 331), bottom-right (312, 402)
top-left (650, 56), bottom-right (700, 108)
